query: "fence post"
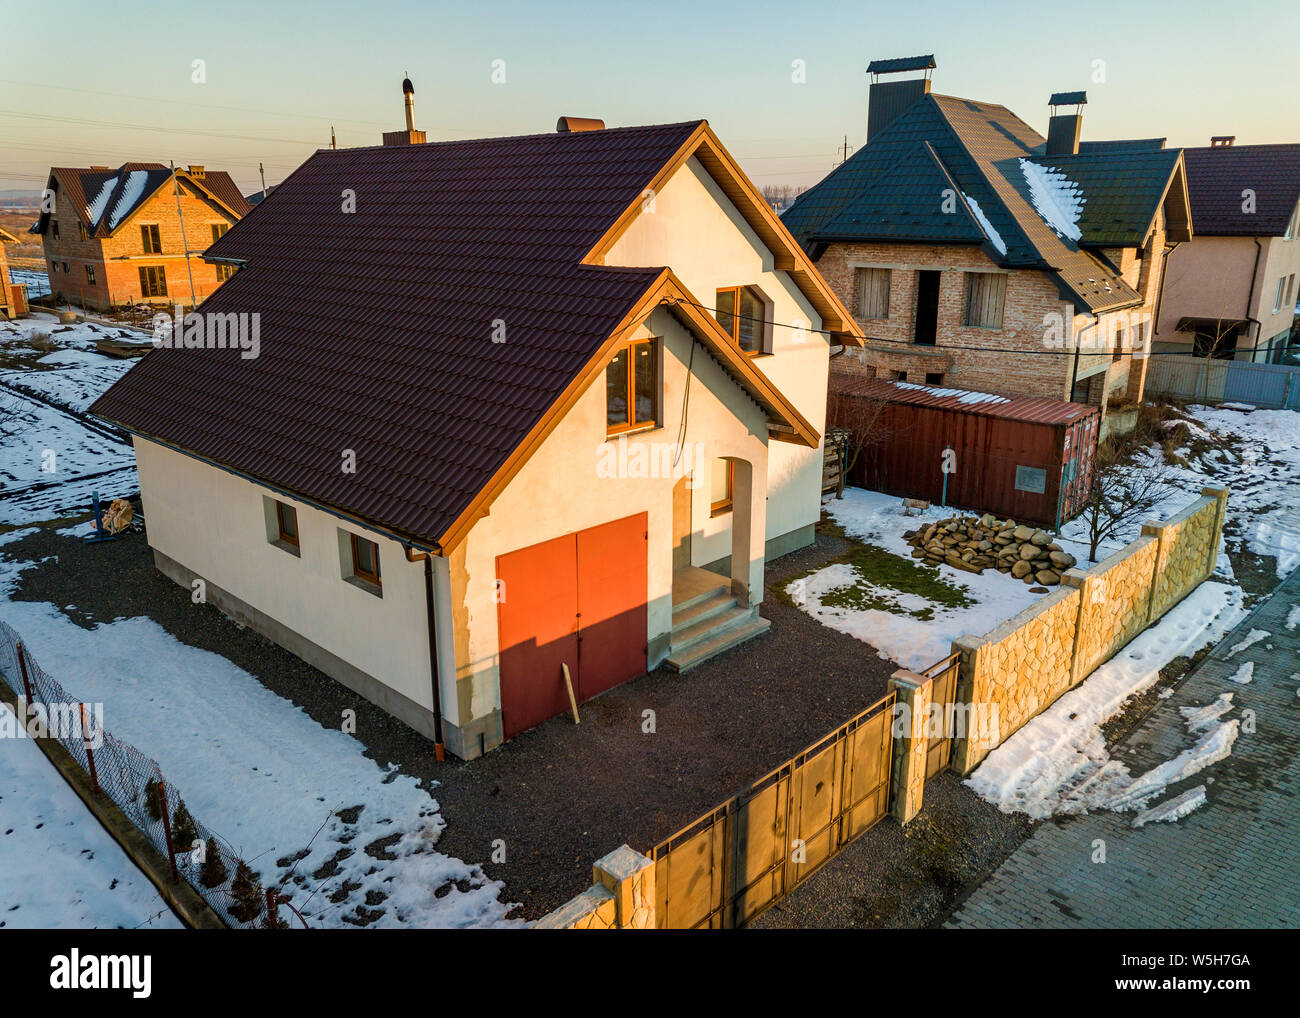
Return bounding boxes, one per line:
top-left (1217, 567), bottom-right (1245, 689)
top-left (16, 641), bottom-right (34, 705)
top-left (156, 780), bottom-right (180, 883)
top-left (887, 670), bottom-right (932, 823)
top-left (79, 703), bottom-right (100, 794)
top-left (592, 845), bottom-right (656, 929)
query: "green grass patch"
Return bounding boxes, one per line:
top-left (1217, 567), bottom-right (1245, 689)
top-left (777, 536), bottom-right (976, 621)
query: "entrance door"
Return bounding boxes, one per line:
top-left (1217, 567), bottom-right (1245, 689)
top-left (671, 476), bottom-right (692, 571)
top-left (914, 270), bottom-right (940, 345)
top-left (496, 513), bottom-right (648, 738)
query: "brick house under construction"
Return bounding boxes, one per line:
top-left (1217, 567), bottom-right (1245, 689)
top-left (782, 57), bottom-right (1193, 436)
top-left (31, 163), bottom-right (251, 312)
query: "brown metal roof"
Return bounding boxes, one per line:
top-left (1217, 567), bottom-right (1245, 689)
top-left (833, 374), bottom-right (1098, 425)
top-left (1183, 144), bottom-right (1300, 236)
top-left (90, 121), bottom-right (763, 549)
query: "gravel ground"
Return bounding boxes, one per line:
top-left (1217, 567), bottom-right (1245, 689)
top-left (749, 772), bottom-right (1034, 928)
top-left (3, 516), bottom-right (915, 921)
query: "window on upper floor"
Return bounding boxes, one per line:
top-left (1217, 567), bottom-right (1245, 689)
top-left (715, 285), bottom-right (772, 355)
top-left (85, 264), bottom-right (96, 285)
top-left (1275, 277), bottom-right (1288, 313)
top-left (215, 264), bottom-right (234, 283)
top-left (211, 223), bottom-right (229, 244)
top-left (925, 372), bottom-right (943, 385)
top-left (606, 338), bottom-right (659, 436)
top-left (1286, 204), bottom-right (1298, 241)
top-left (854, 268), bottom-right (891, 320)
top-left (964, 272), bottom-right (1007, 329)
top-left (141, 224), bottom-right (162, 254)
top-left (1113, 327), bottom-right (1125, 362)
top-left (78, 221), bottom-right (88, 241)
top-left (51, 220), bottom-right (60, 239)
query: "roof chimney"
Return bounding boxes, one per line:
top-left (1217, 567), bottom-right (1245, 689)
top-left (1046, 91), bottom-right (1086, 156)
top-left (865, 55), bottom-right (934, 142)
top-left (187, 164), bottom-right (205, 178)
top-left (382, 77), bottom-right (428, 146)
top-left (556, 116), bottom-right (605, 133)
top-left (1210, 135), bottom-right (1236, 147)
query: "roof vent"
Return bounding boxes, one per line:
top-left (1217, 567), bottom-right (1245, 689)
top-left (865, 56), bottom-right (934, 142)
top-left (1046, 92), bottom-right (1086, 156)
top-left (1210, 135), bottom-right (1236, 147)
top-left (382, 76), bottom-right (428, 146)
top-left (556, 116), bottom-right (605, 133)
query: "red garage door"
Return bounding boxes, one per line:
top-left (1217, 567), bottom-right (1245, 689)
top-left (496, 513), bottom-right (648, 739)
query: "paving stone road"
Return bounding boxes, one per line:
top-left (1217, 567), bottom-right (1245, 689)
top-left (948, 567), bottom-right (1300, 929)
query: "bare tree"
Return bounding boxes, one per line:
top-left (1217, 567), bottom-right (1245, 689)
top-left (826, 386), bottom-right (907, 499)
top-left (1080, 439), bottom-right (1170, 562)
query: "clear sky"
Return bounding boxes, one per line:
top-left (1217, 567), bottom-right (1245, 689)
top-left (1, 0), bottom-right (1295, 195)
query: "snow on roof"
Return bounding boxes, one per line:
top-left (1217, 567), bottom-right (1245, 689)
top-left (107, 170), bottom-right (150, 230)
top-left (1020, 158), bottom-right (1085, 242)
top-left (894, 380), bottom-right (1009, 405)
top-left (963, 193), bottom-right (1007, 255)
top-left (85, 177), bottom-right (115, 228)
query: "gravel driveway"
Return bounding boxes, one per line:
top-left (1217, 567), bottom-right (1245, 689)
top-left (5, 518), bottom-right (910, 920)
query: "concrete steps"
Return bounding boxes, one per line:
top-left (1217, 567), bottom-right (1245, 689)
top-left (666, 588), bottom-right (770, 672)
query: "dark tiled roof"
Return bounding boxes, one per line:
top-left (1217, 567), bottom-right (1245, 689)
top-left (195, 172), bottom-right (253, 218)
top-left (1182, 144), bottom-right (1300, 236)
top-left (781, 93), bottom-right (1188, 314)
top-left (1077, 138), bottom-right (1166, 153)
top-left (91, 122), bottom-right (711, 548)
top-left (1021, 149), bottom-right (1184, 247)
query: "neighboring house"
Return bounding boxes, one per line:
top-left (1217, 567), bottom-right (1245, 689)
top-left (1154, 140), bottom-right (1300, 363)
top-left (90, 111), bottom-right (862, 760)
top-left (782, 57), bottom-right (1193, 436)
top-left (0, 227), bottom-right (30, 319)
top-left (31, 163), bottom-right (251, 311)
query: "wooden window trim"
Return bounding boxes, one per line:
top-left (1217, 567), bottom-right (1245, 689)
top-left (964, 271), bottom-right (1007, 330)
top-left (275, 501), bottom-right (299, 548)
top-left (350, 533), bottom-right (381, 587)
top-left (605, 338), bottom-right (660, 437)
top-left (715, 285), bottom-right (771, 356)
top-left (710, 459), bottom-right (735, 517)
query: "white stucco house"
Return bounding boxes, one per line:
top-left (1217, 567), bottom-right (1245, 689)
top-left (91, 114), bottom-right (863, 759)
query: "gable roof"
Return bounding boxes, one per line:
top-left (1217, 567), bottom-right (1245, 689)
top-left (1182, 143), bottom-right (1300, 236)
top-left (32, 164), bottom-right (251, 239)
top-left (90, 121), bottom-right (832, 553)
top-left (782, 93), bottom-right (1192, 314)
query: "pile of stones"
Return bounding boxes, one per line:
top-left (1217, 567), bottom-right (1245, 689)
top-left (903, 513), bottom-right (1078, 586)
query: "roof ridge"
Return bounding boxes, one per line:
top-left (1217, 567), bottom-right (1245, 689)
top-left (316, 119), bottom-right (707, 156)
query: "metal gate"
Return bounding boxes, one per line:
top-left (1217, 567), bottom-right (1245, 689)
top-left (650, 691), bottom-right (895, 929)
top-left (921, 652), bottom-right (960, 779)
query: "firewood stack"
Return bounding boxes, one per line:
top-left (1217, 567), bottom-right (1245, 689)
top-left (903, 513), bottom-right (1078, 586)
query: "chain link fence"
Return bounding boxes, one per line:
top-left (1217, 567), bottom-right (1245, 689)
top-left (0, 618), bottom-right (298, 928)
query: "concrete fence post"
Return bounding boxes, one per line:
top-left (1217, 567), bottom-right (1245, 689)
top-left (887, 670), bottom-right (932, 824)
top-left (593, 845), bottom-right (655, 929)
top-left (950, 635), bottom-right (987, 776)
top-left (1201, 486), bottom-right (1230, 580)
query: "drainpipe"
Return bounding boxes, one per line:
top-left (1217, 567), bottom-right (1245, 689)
top-left (1152, 241), bottom-right (1181, 337)
top-left (1069, 315), bottom-right (1099, 401)
top-left (405, 545), bottom-right (446, 762)
top-left (1243, 237), bottom-right (1263, 358)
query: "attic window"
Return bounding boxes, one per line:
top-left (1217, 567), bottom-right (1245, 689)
top-left (716, 285), bottom-right (772, 354)
top-left (141, 224), bottom-right (162, 254)
top-left (211, 223), bottom-right (229, 244)
top-left (51, 220), bottom-right (60, 239)
top-left (78, 221), bottom-right (88, 241)
top-left (606, 338), bottom-right (659, 435)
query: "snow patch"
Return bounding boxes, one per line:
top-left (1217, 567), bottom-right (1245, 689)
top-left (106, 170), bottom-right (149, 230)
top-left (1132, 785), bottom-right (1207, 828)
top-left (1020, 158), bottom-right (1085, 242)
top-left (1228, 661), bottom-right (1254, 684)
top-left (963, 194), bottom-right (1007, 255)
top-left (1225, 628), bottom-right (1268, 658)
top-left (893, 380), bottom-right (1009, 406)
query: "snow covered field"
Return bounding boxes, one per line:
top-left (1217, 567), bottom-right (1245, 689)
top-left (0, 700), bottom-right (183, 929)
top-left (0, 313), bottom-right (139, 527)
top-left (791, 489), bottom-right (1050, 670)
top-left (0, 536), bottom-right (521, 928)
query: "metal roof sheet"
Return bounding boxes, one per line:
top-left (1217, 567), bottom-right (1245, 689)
top-left (833, 374), bottom-right (1099, 425)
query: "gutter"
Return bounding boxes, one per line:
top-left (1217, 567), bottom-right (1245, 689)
top-left (405, 545), bottom-right (447, 762)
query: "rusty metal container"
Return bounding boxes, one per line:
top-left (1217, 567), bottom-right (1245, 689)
top-left (829, 376), bottom-right (1099, 528)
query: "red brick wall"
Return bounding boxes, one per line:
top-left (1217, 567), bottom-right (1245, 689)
top-left (42, 176), bottom-right (240, 311)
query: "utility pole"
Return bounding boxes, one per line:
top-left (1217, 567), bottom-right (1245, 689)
top-left (258, 161), bottom-right (267, 200)
top-left (170, 161), bottom-right (197, 311)
top-left (834, 136), bottom-right (853, 167)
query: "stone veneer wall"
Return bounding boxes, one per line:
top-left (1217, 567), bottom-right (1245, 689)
top-left (952, 487), bottom-right (1228, 773)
